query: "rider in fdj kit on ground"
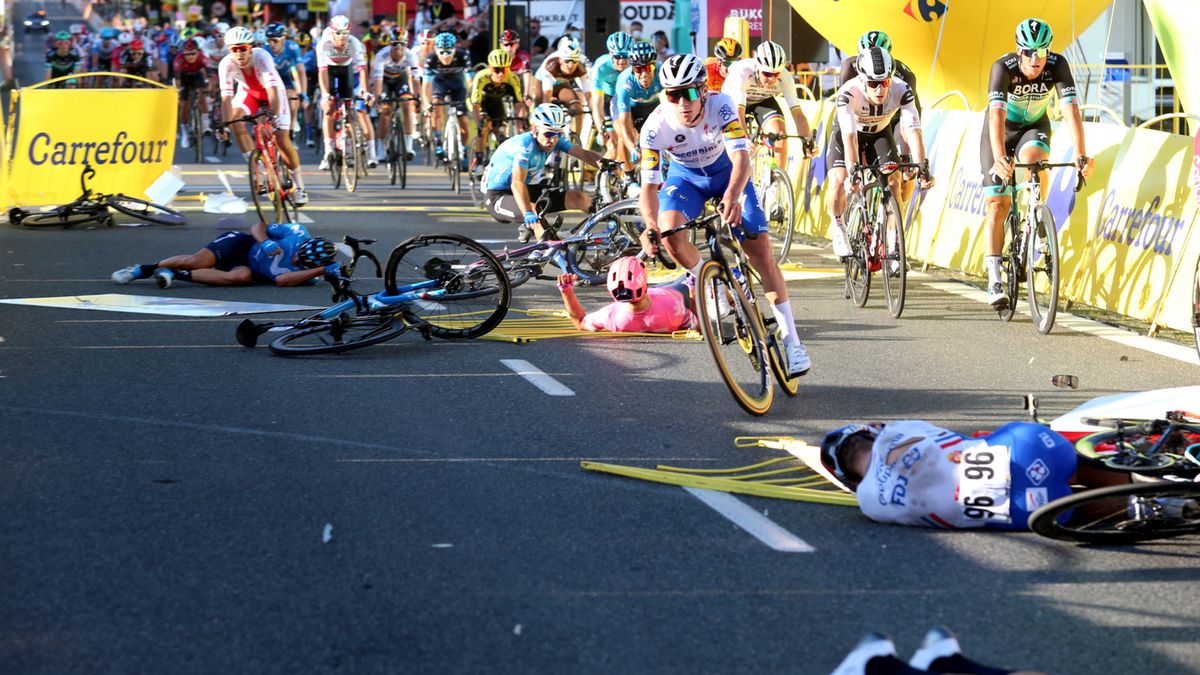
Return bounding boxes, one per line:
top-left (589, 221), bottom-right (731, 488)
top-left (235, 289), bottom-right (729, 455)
top-left (218, 26), bottom-right (308, 205)
top-left (636, 54), bottom-right (811, 378)
top-left (316, 15), bottom-right (376, 170)
top-left (557, 256), bottom-right (696, 333)
top-left (424, 31), bottom-right (470, 163)
top-left (371, 27), bottom-right (421, 161)
top-left (826, 47), bottom-right (934, 258)
top-left (981, 17), bottom-right (1096, 308)
top-left (481, 103), bottom-right (605, 242)
top-left (612, 41), bottom-right (663, 173)
top-left (589, 32), bottom-right (634, 164)
top-left (720, 40), bottom-right (818, 174)
top-left (110, 222), bottom-right (340, 287)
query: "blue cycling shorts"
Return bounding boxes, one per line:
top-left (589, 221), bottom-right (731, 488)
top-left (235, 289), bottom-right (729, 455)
top-left (658, 155), bottom-right (768, 240)
top-left (983, 421), bottom-right (1076, 531)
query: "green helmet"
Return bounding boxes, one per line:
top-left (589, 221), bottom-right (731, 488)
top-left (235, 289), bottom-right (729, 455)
top-left (55, 31), bottom-right (71, 41)
top-left (857, 30), bottom-right (892, 53)
top-left (1015, 18), bottom-right (1053, 50)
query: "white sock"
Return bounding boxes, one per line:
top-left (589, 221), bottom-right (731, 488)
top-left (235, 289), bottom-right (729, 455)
top-left (773, 301), bottom-right (798, 344)
top-left (323, 140), bottom-right (333, 156)
top-left (834, 215), bottom-right (844, 231)
top-left (687, 260), bottom-right (703, 281)
top-left (985, 255), bottom-right (1002, 285)
top-left (291, 168), bottom-right (304, 189)
top-left (241, 151), bottom-right (252, 162)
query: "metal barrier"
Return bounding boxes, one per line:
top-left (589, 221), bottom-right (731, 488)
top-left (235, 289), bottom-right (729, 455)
top-left (1077, 103), bottom-right (1127, 127)
top-left (1070, 63), bottom-right (1189, 134)
top-left (927, 90), bottom-right (972, 111)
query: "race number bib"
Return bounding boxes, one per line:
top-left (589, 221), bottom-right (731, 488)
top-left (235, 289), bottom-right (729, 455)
top-left (957, 444), bottom-right (1012, 525)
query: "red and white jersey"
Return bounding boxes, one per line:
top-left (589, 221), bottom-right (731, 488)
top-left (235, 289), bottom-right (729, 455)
top-left (638, 91), bottom-right (750, 184)
top-left (834, 77), bottom-right (920, 135)
top-left (218, 48), bottom-right (284, 98)
top-left (316, 31), bottom-right (366, 69)
top-left (856, 421), bottom-right (1012, 529)
top-left (720, 58), bottom-right (801, 108)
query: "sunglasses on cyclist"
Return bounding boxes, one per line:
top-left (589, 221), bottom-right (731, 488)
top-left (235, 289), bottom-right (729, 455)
top-left (633, 64), bottom-right (654, 74)
top-left (664, 85), bottom-right (703, 103)
top-left (436, 49), bottom-right (454, 56)
top-left (268, 37), bottom-right (284, 43)
top-left (333, 30), bottom-right (350, 37)
top-left (501, 41), bottom-right (517, 47)
top-left (539, 130), bottom-right (562, 141)
top-left (759, 70), bottom-right (781, 80)
top-left (1018, 47), bottom-right (1048, 59)
top-left (491, 66), bottom-right (508, 75)
top-left (865, 78), bottom-right (891, 90)
top-left (229, 45), bottom-right (252, 53)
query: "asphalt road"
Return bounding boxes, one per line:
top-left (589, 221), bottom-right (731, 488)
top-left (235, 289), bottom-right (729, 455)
top-left (3, 5), bottom-right (1200, 673)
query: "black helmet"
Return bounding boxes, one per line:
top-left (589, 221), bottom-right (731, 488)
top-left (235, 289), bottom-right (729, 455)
top-left (264, 23), bottom-right (286, 40)
top-left (297, 237), bottom-right (336, 267)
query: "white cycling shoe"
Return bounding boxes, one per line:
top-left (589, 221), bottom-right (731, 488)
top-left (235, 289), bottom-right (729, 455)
top-left (784, 339), bottom-right (810, 377)
top-left (987, 282), bottom-right (1008, 309)
top-left (831, 633), bottom-right (901, 675)
top-left (830, 224), bottom-right (853, 258)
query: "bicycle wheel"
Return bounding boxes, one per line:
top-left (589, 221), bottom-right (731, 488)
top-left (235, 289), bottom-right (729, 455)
top-left (190, 93), bottom-right (203, 164)
top-left (344, 113), bottom-right (360, 192)
top-left (880, 195), bottom-right (907, 319)
top-left (1073, 426), bottom-right (1187, 475)
top-left (248, 149), bottom-right (283, 224)
top-left (764, 168), bottom-right (795, 263)
top-left (107, 195), bottom-right (185, 226)
top-left (15, 204), bottom-right (110, 228)
top-left (384, 233), bottom-right (511, 339)
top-left (843, 197), bottom-right (871, 308)
top-left (568, 200), bottom-right (644, 283)
top-left (1029, 482), bottom-right (1200, 545)
top-left (445, 116), bottom-right (462, 194)
top-left (694, 259), bottom-right (773, 416)
top-left (997, 217), bottom-right (1019, 322)
top-left (561, 134), bottom-right (584, 191)
top-left (1026, 205), bottom-right (1060, 334)
top-left (268, 315), bottom-right (408, 356)
top-left (396, 105), bottom-right (410, 188)
top-left (387, 127), bottom-right (399, 185)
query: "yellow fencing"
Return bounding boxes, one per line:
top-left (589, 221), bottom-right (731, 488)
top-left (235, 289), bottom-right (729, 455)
top-left (4, 73), bottom-right (178, 206)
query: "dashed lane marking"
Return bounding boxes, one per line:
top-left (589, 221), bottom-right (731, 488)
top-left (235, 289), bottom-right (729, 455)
top-left (685, 487), bottom-right (815, 553)
top-left (500, 359), bottom-right (574, 396)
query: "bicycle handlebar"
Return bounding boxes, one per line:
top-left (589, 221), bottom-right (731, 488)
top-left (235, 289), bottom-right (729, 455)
top-left (1009, 158), bottom-right (1088, 193)
top-left (215, 109), bottom-right (273, 130)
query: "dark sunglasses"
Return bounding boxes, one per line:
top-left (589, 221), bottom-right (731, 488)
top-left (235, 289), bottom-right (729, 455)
top-left (539, 130), bottom-right (562, 140)
top-left (633, 64), bottom-right (654, 74)
top-left (501, 41), bottom-right (517, 47)
top-left (865, 78), bottom-right (891, 89)
top-left (1018, 47), bottom-right (1048, 59)
top-left (760, 70), bottom-right (781, 80)
top-left (436, 49), bottom-right (454, 56)
top-left (665, 86), bottom-right (702, 103)
top-left (491, 66), bottom-right (508, 74)
top-left (268, 37), bottom-right (284, 42)
top-left (229, 45), bottom-right (251, 53)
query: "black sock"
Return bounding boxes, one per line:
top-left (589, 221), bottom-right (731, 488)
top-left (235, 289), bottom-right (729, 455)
top-left (927, 654), bottom-right (1011, 675)
top-left (173, 269), bottom-right (193, 281)
top-left (136, 264), bottom-right (157, 278)
top-left (866, 655), bottom-right (930, 675)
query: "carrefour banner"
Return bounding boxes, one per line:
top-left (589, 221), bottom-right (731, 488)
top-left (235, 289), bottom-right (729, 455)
top-left (6, 82), bottom-right (177, 206)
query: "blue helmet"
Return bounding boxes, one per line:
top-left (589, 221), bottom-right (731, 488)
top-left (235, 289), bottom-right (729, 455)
top-left (606, 32), bottom-right (633, 57)
top-left (100, 27), bottom-right (118, 40)
top-left (434, 32), bottom-right (456, 50)
top-left (264, 22), bottom-right (286, 39)
top-left (629, 41), bottom-right (656, 67)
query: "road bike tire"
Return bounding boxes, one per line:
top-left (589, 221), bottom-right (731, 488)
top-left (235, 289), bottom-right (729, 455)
top-left (1073, 426), bottom-right (1189, 475)
top-left (15, 204), bottom-right (110, 228)
top-left (1026, 204), bottom-right (1060, 335)
top-left (107, 195), bottom-right (185, 226)
top-left (248, 149), bottom-right (282, 224)
top-left (190, 94), bottom-right (203, 164)
top-left (387, 131), bottom-right (398, 185)
top-left (561, 134), bottom-right (584, 192)
top-left (880, 195), bottom-right (907, 319)
top-left (765, 168), bottom-right (795, 263)
top-left (384, 233), bottom-right (511, 339)
top-left (268, 315), bottom-right (408, 356)
top-left (568, 199), bottom-right (644, 282)
top-left (694, 259), bottom-right (773, 416)
top-left (843, 197), bottom-right (871, 308)
top-left (344, 114), bottom-right (360, 193)
top-left (1029, 481), bottom-right (1200, 545)
top-left (396, 105), bottom-right (410, 189)
top-left (997, 215), bottom-right (1019, 322)
top-left (764, 321), bottom-right (799, 397)
top-left (445, 115), bottom-right (462, 194)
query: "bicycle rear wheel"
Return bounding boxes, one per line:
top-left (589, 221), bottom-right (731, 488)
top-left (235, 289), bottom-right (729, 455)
top-left (843, 197), bottom-right (871, 307)
top-left (14, 204), bottom-right (110, 228)
top-left (695, 259), bottom-right (773, 416)
top-left (568, 199), bottom-right (644, 283)
top-left (880, 195), bottom-right (907, 319)
top-left (190, 93), bottom-right (203, 164)
top-left (107, 195), bottom-right (185, 226)
top-left (1029, 482), bottom-right (1200, 545)
top-left (764, 168), bottom-right (795, 263)
top-left (1026, 205), bottom-right (1060, 334)
top-left (248, 149), bottom-right (283, 224)
top-left (384, 233), bottom-right (511, 339)
top-left (268, 315), bottom-right (408, 356)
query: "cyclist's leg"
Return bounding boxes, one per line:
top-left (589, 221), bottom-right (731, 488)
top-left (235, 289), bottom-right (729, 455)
top-left (229, 89), bottom-right (257, 155)
top-left (657, 172), bottom-right (706, 273)
top-left (979, 120), bottom-right (1022, 299)
top-left (758, 100), bottom-right (788, 172)
top-left (1016, 119), bottom-right (1052, 202)
top-left (273, 101), bottom-right (305, 190)
top-left (824, 120), bottom-right (852, 256)
top-left (450, 82), bottom-right (469, 147)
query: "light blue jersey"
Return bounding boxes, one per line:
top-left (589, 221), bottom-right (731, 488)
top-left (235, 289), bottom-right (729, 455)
top-left (484, 132), bottom-right (575, 191)
top-left (613, 67), bottom-right (662, 116)
top-left (590, 54), bottom-right (624, 97)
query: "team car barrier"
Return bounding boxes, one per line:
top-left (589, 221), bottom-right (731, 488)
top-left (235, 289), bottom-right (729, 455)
top-left (787, 100), bottom-right (1200, 337)
top-left (4, 73), bottom-right (177, 207)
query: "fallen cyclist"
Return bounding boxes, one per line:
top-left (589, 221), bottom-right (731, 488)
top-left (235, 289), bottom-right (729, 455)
top-left (110, 221), bottom-right (341, 288)
top-left (557, 256), bottom-right (695, 333)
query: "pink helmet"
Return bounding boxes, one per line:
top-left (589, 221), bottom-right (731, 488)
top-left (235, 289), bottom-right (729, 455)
top-left (607, 256), bottom-right (648, 302)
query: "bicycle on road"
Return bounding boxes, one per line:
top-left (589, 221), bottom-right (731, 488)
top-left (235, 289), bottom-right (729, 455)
top-left (218, 110), bottom-right (299, 225)
top-left (8, 163), bottom-right (185, 228)
top-left (326, 95), bottom-right (370, 192)
top-left (382, 91), bottom-right (418, 188)
top-left (995, 158), bottom-right (1086, 334)
top-left (746, 121), bottom-right (810, 264)
top-left (430, 100), bottom-right (467, 194)
top-left (236, 233), bottom-right (511, 355)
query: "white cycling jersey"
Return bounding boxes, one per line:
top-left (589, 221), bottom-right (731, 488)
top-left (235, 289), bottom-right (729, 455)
top-left (218, 48), bottom-right (284, 98)
top-left (638, 91), bottom-right (749, 185)
top-left (834, 77), bottom-right (920, 135)
top-left (315, 32), bottom-right (366, 69)
top-left (857, 421), bottom-right (1012, 529)
top-left (720, 58), bottom-right (801, 109)
top-left (202, 37), bottom-right (228, 65)
top-left (371, 47), bottom-right (419, 82)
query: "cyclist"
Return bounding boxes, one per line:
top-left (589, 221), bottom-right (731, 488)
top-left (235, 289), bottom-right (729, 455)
top-left (45, 31), bottom-right (81, 85)
top-left (116, 38), bottom-right (157, 83)
top-left (980, 18), bottom-right (1094, 308)
top-left (704, 37), bottom-right (742, 91)
top-left (218, 26), bottom-right (308, 205)
top-left (498, 28), bottom-right (532, 103)
top-left (720, 40), bottom-right (817, 175)
top-left (612, 40), bottom-right (662, 172)
top-left (371, 28), bottom-right (421, 161)
top-left (637, 54), bottom-right (810, 377)
top-left (174, 38), bottom-right (211, 148)
top-left (423, 31), bottom-right (470, 163)
top-left (469, 48), bottom-right (524, 173)
top-left (589, 32), bottom-right (633, 162)
top-left (110, 222), bottom-right (340, 288)
top-left (533, 37), bottom-right (589, 133)
top-left (557, 257), bottom-right (696, 333)
top-left (297, 32), bottom-right (318, 147)
top-left (825, 47), bottom-right (933, 259)
top-left (90, 27), bottom-right (120, 74)
top-left (265, 23), bottom-right (306, 139)
top-left (316, 15), bottom-right (376, 170)
top-left (480, 103), bottom-right (606, 242)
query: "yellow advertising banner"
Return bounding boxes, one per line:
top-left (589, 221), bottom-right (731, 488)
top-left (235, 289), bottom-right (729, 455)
top-left (1143, 0), bottom-right (1200, 130)
top-left (903, 109), bottom-right (971, 265)
top-left (307, 0), bottom-right (328, 13)
top-left (233, 0), bottom-right (250, 17)
top-left (6, 81), bottom-right (177, 206)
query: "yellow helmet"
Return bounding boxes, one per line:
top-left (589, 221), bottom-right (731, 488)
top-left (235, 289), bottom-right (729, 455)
top-left (487, 48), bottom-right (513, 69)
top-left (714, 37), bottom-right (743, 61)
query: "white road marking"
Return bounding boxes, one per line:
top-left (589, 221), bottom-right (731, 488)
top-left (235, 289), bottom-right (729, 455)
top-left (925, 280), bottom-right (1200, 366)
top-left (500, 359), bottom-right (574, 396)
top-left (322, 524), bottom-right (333, 543)
top-left (685, 487), bottom-right (815, 553)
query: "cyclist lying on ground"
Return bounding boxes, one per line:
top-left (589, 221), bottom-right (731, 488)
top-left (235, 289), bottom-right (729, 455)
top-left (110, 221), bottom-right (339, 288)
top-left (818, 420), bottom-right (1133, 530)
top-left (557, 257), bottom-right (695, 333)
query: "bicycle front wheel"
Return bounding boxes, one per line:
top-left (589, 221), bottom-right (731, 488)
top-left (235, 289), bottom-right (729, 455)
top-left (268, 315), bottom-right (408, 356)
top-left (107, 194), bottom-right (185, 226)
top-left (880, 195), bottom-right (907, 319)
top-left (15, 204), bottom-right (110, 228)
top-left (1029, 482), bottom-right (1200, 545)
top-left (695, 260), bottom-right (773, 416)
top-left (248, 149), bottom-right (282, 224)
top-left (1026, 204), bottom-right (1060, 334)
top-left (384, 233), bottom-right (511, 339)
top-left (445, 115), bottom-right (462, 193)
top-left (843, 197), bottom-right (871, 308)
top-left (764, 168), bottom-right (795, 263)
top-left (568, 199), bottom-right (644, 283)
top-left (344, 114), bottom-right (360, 192)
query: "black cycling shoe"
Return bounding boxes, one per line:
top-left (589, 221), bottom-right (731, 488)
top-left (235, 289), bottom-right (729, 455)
top-left (516, 224), bottom-right (533, 243)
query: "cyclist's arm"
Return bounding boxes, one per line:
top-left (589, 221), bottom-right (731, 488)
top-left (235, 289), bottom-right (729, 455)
top-left (566, 144), bottom-right (603, 166)
top-left (778, 72), bottom-right (811, 138)
top-left (986, 59), bottom-right (1012, 164)
top-left (274, 267), bottom-right (328, 286)
top-left (615, 111), bottom-right (637, 157)
top-left (558, 278), bottom-right (590, 329)
top-left (836, 100), bottom-right (860, 173)
top-left (725, 145), bottom-right (751, 205)
top-left (589, 89), bottom-right (606, 133)
top-left (509, 164), bottom-right (536, 216)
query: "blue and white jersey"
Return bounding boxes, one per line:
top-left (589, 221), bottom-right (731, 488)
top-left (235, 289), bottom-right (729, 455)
top-left (483, 132), bottom-right (575, 190)
top-left (590, 53), bottom-right (623, 97)
top-left (248, 223), bottom-right (311, 283)
top-left (613, 67), bottom-right (661, 116)
top-left (269, 39), bottom-right (303, 86)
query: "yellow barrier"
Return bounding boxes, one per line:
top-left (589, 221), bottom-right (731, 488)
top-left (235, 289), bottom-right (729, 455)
top-left (5, 73), bottom-right (178, 207)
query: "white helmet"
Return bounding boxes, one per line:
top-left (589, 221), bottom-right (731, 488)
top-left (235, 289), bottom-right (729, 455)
top-left (556, 35), bottom-right (579, 53)
top-left (330, 15), bottom-right (351, 32)
top-left (225, 26), bottom-right (254, 46)
top-left (659, 54), bottom-right (706, 88)
top-left (856, 46), bottom-right (894, 81)
top-left (530, 103), bottom-right (570, 131)
top-left (214, 22), bottom-right (230, 36)
top-left (754, 40), bottom-right (787, 73)
top-left (118, 31), bottom-right (134, 45)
